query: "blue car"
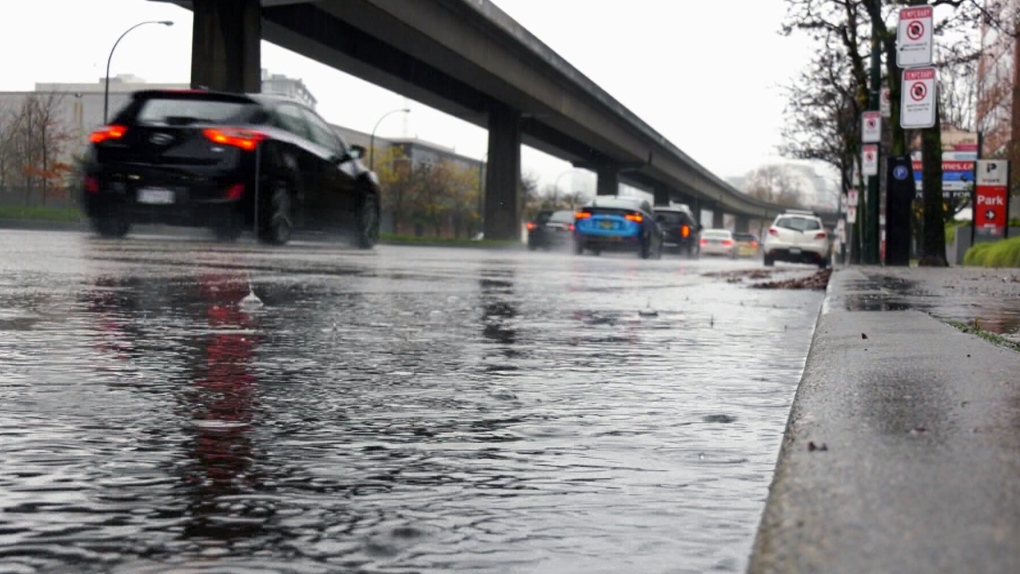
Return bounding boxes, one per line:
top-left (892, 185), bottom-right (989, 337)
top-left (573, 196), bottom-right (664, 259)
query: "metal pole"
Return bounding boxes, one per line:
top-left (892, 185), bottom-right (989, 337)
top-left (865, 17), bottom-right (882, 264)
top-left (369, 108), bottom-right (410, 171)
top-left (104, 21), bottom-right (174, 125)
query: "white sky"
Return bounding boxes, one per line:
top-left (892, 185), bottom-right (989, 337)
top-left (0, 0), bottom-right (811, 190)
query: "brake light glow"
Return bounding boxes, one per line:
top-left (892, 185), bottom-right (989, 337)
top-left (89, 125), bottom-right (127, 143)
top-left (700, 238), bottom-right (708, 245)
top-left (769, 227), bottom-right (779, 236)
top-left (624, 213), bottom-right (643, 223)
top-left (526, 222), bottom-right (536, 230)
top-left (751, 241), bottom-right (758, 248)
top-left (225, 184), bottom-right (245, 200)
top-left (681, 225), bottom-right (690, 238)
top-left (815, 231), bottom-right (827, 240)
top-left (84, 176), bottom-right (99, 193)
top-left (569, 224), bottom-right (575, 232)
top-left (575, 211), bottom-right (592, 219)
top-left (203, 128), bottom-right (265, 151)
top-left (722, 239), bottom-right (734, 246)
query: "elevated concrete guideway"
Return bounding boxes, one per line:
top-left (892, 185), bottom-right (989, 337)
top-left (155, 0), bottom-right (802, 239)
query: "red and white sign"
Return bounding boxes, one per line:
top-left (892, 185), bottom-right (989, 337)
top-left (880, 88), bottom-right (891, 117)
top-left (847, 188), bottom-right (859, 207)
top-left (862, 111), bottom-right (881, 143)
top-left (897, 6), bottom-right (933, 67)
top-left (862, 144), bottom-right (879, 177)
top-left (846, 204), bottom-right (858, 224)
top-left (975, 160), bottom-right (1009, 237)
top-left (901, 67), bottom-right (936, 129)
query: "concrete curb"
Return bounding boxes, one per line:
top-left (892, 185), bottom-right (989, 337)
top-left (748, 267), bottom-right (1020, 573)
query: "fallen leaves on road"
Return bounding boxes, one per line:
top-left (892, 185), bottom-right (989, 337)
top-left (750, 268), bottom-right (833, 290)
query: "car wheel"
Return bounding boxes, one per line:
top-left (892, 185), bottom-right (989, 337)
top-left (574, 240), bottom-right (584, 255)
top-left (528, 242), bottom-right (538, 251)
top-left (353, 192), bottom-right (380, 249)
top-left (764, 254), bottom-right (775, 267)
top-left (213, 225), bottom-right (243, 242)
top-left (92, 215), bottom-right (130, 239)
top-left (259, 178), bottom-right (293, 246)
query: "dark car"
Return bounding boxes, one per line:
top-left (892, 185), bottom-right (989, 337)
top-left (527, 209), bottom-right (575, 250)
top-left (653, 205), bottom-right (700, 258)
top-left (573, 195), bottom-right (663, 259)
top-left (81, 89), bottom-right (380, 247)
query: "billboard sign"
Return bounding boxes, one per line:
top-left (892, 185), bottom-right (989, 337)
top-left (897, 6), bottom-right (933, 67)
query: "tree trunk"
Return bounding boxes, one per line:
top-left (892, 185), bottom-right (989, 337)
top-left (919, 103), bottom-right (948, 267)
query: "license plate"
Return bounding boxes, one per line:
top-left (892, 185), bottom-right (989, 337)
top-left (599, 220), bottom-right (615, 229)
top-left (790, 248), bottom-right (801, 254)
top-left (137, 188), bottom-right (175, 205)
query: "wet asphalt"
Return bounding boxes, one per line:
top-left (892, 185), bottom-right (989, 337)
top-left (749, 266), bottom-right (1020, 574)
top-left (0, 228), bottom-right (830, 573)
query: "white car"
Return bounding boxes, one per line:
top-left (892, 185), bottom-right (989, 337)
top-left (698, 228), bottom-right (738, 258)
top-left (763, 210), bottom-right (830, 268)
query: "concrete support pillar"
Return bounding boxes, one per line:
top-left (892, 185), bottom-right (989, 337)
top-left (712, 209), bottom-right (725, 229)
top-left (191, 0), bottom-right (261, 93)
top-left (483, 102), bottom-right (521, 241)
top-left (653, 187), bottom-right (670, 206)
top-left (596, 162), bottom-right (620, 196)
top-left (735, 215), bottom-right (750, 233)
top-left (690, 198), bottom-right (702, 227)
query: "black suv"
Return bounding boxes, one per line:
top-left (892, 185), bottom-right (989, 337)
top-left (653, 205), bottom-right (701, 258)
top-left (81, 89), bottom-right (381, 247)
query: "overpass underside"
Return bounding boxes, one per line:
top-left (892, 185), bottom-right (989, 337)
top-left (171, 0), bottom-right (786, 239)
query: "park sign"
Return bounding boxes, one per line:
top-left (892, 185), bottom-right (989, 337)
top-left (862, 111), bottom-right (881, 143)
top-left (901, 67), bottom-right (937, 129)
top-left (897, 6), bottom-right (933, 67)
top-left (974, 160), bottom-right (1009, 240)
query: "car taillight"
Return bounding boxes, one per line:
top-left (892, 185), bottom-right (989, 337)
top-left (681, 225), bottom-right (690, 238)
top-left (699, 238), bottom-right (708, 245)
top-left (526, 222), bottom-right (536, 230)
top-left (569, 224), bottom-right (575, 232)
top-left (815, 231), bottom-right (827, 240)
top-left (84, 176), bottom-right (99, 193)
top-left (203, 128), bottom-right (265, 151)
top-left (769, 227), bottom-right (779, 236)
top-left (575, 211), bottom-right (592, 219)
top-left (225, 184), bottom-right (245, 200)
top-left (89, 125), bottom-right (127, 144)
top-left (625, 212), bottom-right (643, 223)
top-left (751, 241), bottom-right (758, 248)
top-left (722, 239), bottom-right (734, 246)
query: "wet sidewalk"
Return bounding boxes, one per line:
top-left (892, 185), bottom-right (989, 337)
top-left (748, 266), bottom-right (1020, 574)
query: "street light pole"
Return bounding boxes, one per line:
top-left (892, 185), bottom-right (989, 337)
top-left (104, 20), bottom-right (174, 125)
top-left (369, 107), bottom-right (410, 171)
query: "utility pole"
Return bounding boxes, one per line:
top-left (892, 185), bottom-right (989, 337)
top-left (865, 16), bottom-right (882, 265)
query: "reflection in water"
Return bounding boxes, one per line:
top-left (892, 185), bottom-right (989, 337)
top-left (180, 273), bottom-right (263, 541)
top-left (480, 269), bottom-right (519, 352)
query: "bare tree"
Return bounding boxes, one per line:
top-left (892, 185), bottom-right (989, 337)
top-left (0, 93), bottom-right (75, 205)
top-left (744, 164), bottom-right (808, 207)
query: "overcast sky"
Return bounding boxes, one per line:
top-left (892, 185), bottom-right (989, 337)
top-left (0, 0), bottom-right (812, 190)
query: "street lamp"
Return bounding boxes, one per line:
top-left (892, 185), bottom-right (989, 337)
top-left (104, 20), bottom-right (174, 124)
top-left (369, 107), bottom-right (410, 171)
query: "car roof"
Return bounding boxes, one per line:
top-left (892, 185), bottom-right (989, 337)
top-left (130, 89), bottom-right (309, 110)
top-left (653, 205), bottom-right (693, 214)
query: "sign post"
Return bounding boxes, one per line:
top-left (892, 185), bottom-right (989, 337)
top-left (862, 111), bottom-right (881, 143)
top-left (896, 6), bottom-right (933, 68)
top-left (862, 145), bottom-right (879, 177)
top-left (900, 67), bottom-right (936, 129)
top-left (974, 159), bottom-right (1009, 243)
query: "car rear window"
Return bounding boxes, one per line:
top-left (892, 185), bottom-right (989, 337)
top-left (734, 233), bottom-right (756, 241)
top-left (776, 216), bottom-right (821, 231)
top-left (701, 230), bottom-right (731, 239)
top-left (549, 211), bottom-right (575, 223)
top-left (131, 96), bottom-right (256, 126)
top-left (655, 211), bottom-right (692, 225)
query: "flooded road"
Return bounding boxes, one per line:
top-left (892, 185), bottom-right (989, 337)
top-left (0, 229), bottom-right (825, 574)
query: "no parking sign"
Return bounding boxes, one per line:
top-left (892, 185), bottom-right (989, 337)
top-left (901, 67), bottom-right (936, 129)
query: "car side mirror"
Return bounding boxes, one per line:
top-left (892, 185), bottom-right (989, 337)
top-left (348, 144), bottom-right (366, 160)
